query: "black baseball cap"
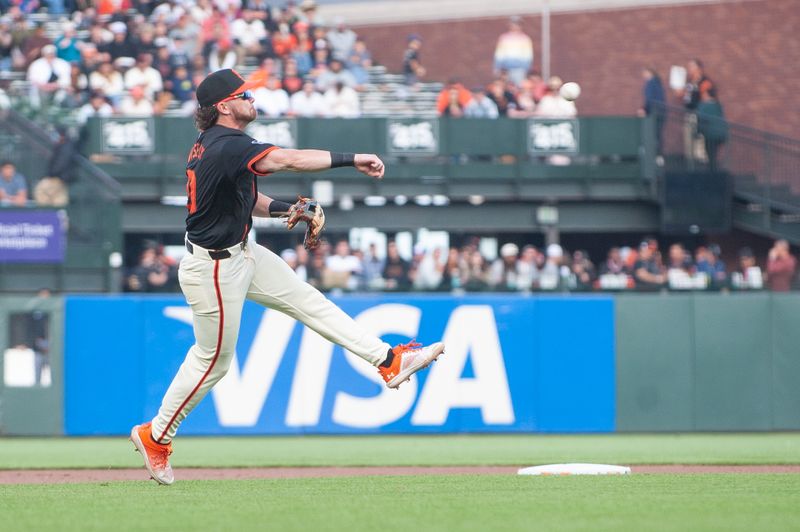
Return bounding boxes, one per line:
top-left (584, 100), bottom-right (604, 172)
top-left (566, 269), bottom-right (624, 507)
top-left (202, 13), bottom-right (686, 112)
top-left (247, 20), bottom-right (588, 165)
top-left (196, 69), bottom-right (259, 107)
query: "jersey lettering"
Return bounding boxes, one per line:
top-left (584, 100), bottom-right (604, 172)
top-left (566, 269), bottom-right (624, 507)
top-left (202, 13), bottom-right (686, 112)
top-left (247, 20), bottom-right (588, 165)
top-left (186, 169), bottom-right (197, 213)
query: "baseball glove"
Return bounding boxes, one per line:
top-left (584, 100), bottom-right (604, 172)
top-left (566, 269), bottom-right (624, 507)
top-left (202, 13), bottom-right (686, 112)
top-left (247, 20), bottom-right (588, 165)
top-left (284, 196), bottom-right (325, 250)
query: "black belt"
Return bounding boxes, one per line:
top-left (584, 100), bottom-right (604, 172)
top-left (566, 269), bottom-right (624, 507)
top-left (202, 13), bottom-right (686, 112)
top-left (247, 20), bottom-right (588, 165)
top-left (185, 240), bottom-right (244, 260)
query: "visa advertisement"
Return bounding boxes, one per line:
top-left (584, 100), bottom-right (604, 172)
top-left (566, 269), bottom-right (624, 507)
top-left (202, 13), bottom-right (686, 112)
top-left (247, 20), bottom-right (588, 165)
top-left (64, 295), bottom-right (615, 435)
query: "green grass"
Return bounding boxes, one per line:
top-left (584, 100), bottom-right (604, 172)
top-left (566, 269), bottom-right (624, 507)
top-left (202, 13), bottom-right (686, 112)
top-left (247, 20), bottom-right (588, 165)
top-left (2, 475), bottom-right (800, 532)
top-left (2, 433), bottom-right (800, 469)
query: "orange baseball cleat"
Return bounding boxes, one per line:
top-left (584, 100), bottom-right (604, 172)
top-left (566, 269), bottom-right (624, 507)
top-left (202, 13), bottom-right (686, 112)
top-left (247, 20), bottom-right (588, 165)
top-left (378, 341), bottom-right (445, 389)
top-left (130, 422), bottom-right (174, 485)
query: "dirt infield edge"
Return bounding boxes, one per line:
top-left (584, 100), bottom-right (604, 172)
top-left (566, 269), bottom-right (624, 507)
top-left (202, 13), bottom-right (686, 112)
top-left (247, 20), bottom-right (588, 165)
top-left (2, 465), bottom-right (800, 484)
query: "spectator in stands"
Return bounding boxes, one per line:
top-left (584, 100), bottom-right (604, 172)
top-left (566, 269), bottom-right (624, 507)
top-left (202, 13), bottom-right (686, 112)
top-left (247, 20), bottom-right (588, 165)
top-left (126, 245), bottom-right (177, 292)
top-left (289, 78), bottom-right (325, 117)
top-left (281, 248), bottom-right (306, 282)
top-left (383, 240), bottom-right (411, 291)
top-left (535, 76), bottom-right (577, 118)
top-left (76, 90), bottom-right (114, 124)
top-left (207, 38), bottom-right (237, 72)
top-left (462, 249), bottom-right (489, 291)
top-left (732, 247), bottom-right (763, 290)
top-left (134, 23), bottom-right (158, 58)
top-left (667, 243), bottom-right (693, 272)
top-left (0, 18), bottom-right (14, 72)
top-left (633, 241), bottom-right (666, 290)
top-left (327, 16), bottom-right (356, 63)
top-left (292, 26), bottom-right (313, 77)
top-left (696, 244), bottom-right (727, 289)
top-left (252, 75), bottom-right (290, 117)
top-left (436, 79), bottom-right (472, 116)
top-left (324, 239), bottom-right (361, 290)
top-left (26, 44), bottom-right (71, 108)
top-left (413, 246), bottom-right (445, 291)
top-left (89, 61), bottom-right (125, 105)
top-left (282, 58), bottom-right (303, 94)
top-left (324, 80), bottom-right (360, 118)
top-left (271, 22), bottom-right (297, 59)
top-left (600, 246), bottom-right (627, 275)
top-left (464, 86), bottom-right (499, 118)
top-left (102, 21), bottom-right (137, 62)
top-left (53, 22), bottom-right (81, 63)
top-left (440, 85), bottom-right (466, 117)
top-left (231, 8), bottom-right (268, 61)
top-left (488, 243), bottom-right (520, 291)
top-left (167, 33), bottom-right (192, 71)
top-left (153, 43), bottom-right (175, 81)
top-left (347, 38), bottom-right (372, 86)
top-left (486, 78), bottom-right (520, 117)
top-left (766, 239), bottom-right (797, 292)
top-left (571, 250), bottom-right (596, 291)
top-left (0, 161), bottom-right (28, 206)
top-left (34, 126), bottom-right (75, 207)
top-left (638, 67), bottom-right (666, 155)
top-left (299, 0), bottom-right (324, 27)
top-left (493, 16), bottom-right (533, 85)
top-left (696, 89), bottom-right (728, 172)
top-left (124, 52), bottom-right (163, 100)
top-left (677, 58), bottom-right (716, 111)
top-left (200, 5), bottom-right (231, 58)
top-left (402, 34), bottom-right (425, 86)
top-left (167, 64), bottom-right (195, 104)
top-left (516, 245), bottom-right (539, 290)
top-left (21, 22), bottom-right (51, 67)
top-left (360, 243), bottom-right (385, 289)
top-left (79, 42), bottom-right (105, 76)
top-left (118, 84), bottom-right (154, 115)
top-left (247, 57), bottom-right (278, 89)
top-left (315, 58), bottom-right (357, 92)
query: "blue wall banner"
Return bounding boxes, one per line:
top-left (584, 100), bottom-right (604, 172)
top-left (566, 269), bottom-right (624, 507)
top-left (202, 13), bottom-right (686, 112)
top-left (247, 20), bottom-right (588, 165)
top-left (64, 295), bottom-right (615, 435)
top-left (0, 210), bottom-right (65, 263)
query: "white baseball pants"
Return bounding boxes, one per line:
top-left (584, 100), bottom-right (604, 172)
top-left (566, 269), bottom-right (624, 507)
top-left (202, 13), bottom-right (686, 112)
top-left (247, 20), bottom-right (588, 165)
top-left (150, 240), bottom-right (391, 444)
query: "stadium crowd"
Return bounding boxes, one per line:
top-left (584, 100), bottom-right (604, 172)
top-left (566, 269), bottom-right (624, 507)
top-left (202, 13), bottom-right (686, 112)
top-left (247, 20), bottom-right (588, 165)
top-left (124, 236), bottom-right (796, 294)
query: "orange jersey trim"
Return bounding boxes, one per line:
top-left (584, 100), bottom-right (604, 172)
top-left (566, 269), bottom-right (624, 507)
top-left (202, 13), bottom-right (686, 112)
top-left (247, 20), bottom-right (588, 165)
top-left (248, 145), bottom-right (281, 176)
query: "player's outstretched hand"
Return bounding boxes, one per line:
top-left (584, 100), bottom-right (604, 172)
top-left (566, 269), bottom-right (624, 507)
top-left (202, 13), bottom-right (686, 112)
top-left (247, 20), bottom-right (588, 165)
top-left (355, 154), bottom-right (385, 179)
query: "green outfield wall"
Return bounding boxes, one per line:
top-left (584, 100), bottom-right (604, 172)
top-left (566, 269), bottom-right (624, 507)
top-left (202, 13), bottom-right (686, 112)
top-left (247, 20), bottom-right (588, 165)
top-left (616, 293), bottom-right (800, 431)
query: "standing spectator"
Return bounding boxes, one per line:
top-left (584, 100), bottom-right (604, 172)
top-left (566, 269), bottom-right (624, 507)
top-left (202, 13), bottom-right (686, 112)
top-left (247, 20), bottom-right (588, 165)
top-left (289, 78), bottom-right (326, 117)
top-left (402, 34), bottom-right (425, 86)
top-left (26, 45), bottom-right (71, 108)
top-left (571, 250), bottom-right (596, 291)
top-left (361, 242), bottom-right (385, 289)
top-left (493, 16), bottom-right (533, 85)
top-left (464, 86), bottom-right (499, 118)
top-left (252, 76), bottom-right (290, 117)
top-left (633, 241), bottom-right (666, 290)
top-left (413, 247), bottom-right (445, 291)
top-left (124, 52), bottom-right (163, 100)
top-left (516, 245), bottom-right (539, 290)
top-left (0, 161), bottom-right (28, 206)
top-left (383, 240), bottom-right (411, 291)
top-left (767, 239), bottom-right (797, 292)
top-left (535, 76), bottom-right (577, 118)
top-left (324, 81), bottom-right (360, 118)
top-left (732, 247), bottom-right (763, 290)
top-left (326, 17), bottom-right (356, 63)
top-left (695, 244), bottom-right (727, 289)
top-left (678, 58), bottom-right (716, 111)
top-left (696, 89), bottom-right (728, 172)
top-left (638, 67), bottom-right (666, 155)
top-left (488, 243), bottom-right (520, 291)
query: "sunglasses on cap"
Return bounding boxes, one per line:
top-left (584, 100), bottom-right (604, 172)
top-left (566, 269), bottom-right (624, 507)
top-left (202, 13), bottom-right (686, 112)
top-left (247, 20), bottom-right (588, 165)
top-left (217, 90), bottom-right (254, 104)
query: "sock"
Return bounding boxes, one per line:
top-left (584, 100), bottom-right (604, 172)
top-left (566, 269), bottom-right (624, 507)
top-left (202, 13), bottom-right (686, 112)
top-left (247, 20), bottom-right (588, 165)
top-left (379, 348), bottom-right (395, 368)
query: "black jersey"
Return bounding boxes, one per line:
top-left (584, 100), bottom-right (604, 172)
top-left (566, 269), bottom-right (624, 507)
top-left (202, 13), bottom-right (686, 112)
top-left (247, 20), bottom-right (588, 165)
top-left (185, 125), bottom-right (278, 249)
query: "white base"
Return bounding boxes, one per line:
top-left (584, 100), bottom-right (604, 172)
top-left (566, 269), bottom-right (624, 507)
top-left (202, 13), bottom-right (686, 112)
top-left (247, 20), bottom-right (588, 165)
top-left (517, 463), bottom-right (631, 476)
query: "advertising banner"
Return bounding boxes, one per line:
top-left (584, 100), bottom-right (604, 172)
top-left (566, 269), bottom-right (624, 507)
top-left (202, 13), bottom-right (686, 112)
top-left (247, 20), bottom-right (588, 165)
top-left (0, 210), bottom-right (65, 263)
top-left (64, 295), bottom-right (615, 435)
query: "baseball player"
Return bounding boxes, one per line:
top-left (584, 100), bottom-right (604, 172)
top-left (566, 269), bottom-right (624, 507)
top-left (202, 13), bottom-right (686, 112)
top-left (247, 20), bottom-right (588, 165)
top-left (130, 69), bottom-right (444, 485)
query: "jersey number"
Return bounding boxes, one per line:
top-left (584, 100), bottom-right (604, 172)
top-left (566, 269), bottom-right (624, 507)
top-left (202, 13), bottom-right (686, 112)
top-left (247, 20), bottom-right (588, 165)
top-left (186, 169), bottom-right (197, 213)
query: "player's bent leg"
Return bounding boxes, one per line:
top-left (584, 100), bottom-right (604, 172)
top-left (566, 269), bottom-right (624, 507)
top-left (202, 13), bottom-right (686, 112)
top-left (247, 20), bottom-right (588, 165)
top-left (245, 244), bottom-right (444, 388)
